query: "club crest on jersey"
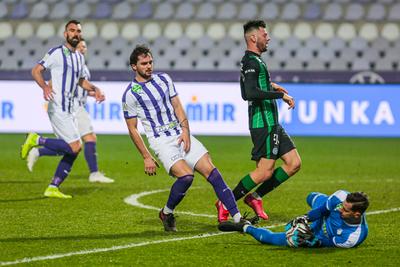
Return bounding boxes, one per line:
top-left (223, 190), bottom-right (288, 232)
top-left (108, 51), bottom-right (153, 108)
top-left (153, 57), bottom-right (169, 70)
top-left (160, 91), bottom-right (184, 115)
top-left (63, 47), bottom-right (70, 57)
top-left (131, 84), bottom-right (143, 94)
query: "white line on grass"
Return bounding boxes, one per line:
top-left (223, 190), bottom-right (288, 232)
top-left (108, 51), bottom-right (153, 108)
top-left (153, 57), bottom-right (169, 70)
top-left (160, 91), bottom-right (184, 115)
top-left (1, 194), bottom-right (399, 266)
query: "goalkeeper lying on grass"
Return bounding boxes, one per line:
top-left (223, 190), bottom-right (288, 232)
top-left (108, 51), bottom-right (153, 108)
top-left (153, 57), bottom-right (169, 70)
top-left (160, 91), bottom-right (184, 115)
top-left (219, 190), bottom-right (369, 248)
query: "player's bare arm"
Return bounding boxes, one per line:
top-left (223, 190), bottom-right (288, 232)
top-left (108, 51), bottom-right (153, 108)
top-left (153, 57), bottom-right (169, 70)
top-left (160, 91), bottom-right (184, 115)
top-left (125, 117), bottom-right (159, 176)
top-left (171, 95), bottom-right (191, 153)
top-left (31, 64), bottom-right (54, 101)
top-left (271, 82), bottom-right (288, 94)
top-left (79, 78), bottom-right (105, 103)
top-left (283, 94), bottom-right (295, 109)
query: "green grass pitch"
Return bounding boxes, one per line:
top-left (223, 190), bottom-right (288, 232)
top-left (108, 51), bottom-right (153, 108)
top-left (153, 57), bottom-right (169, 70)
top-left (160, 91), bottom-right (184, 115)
top-left (1, 134), bottom-right (399, 266)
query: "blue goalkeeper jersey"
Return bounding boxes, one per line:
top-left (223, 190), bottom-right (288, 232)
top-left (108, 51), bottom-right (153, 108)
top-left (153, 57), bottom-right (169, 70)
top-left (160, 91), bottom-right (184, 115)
top-left (309, 190), bottom-right (369, 248)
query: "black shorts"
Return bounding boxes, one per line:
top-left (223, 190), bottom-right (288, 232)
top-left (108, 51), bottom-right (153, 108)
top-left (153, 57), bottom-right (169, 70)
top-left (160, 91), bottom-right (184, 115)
top-left (250, 125), bottom-right (296, 161)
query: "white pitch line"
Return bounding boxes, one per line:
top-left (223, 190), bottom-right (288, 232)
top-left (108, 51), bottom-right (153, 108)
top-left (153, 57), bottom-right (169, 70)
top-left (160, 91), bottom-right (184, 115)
top-left (123, 188), bottom-right (215, 218)
top-left (1, 195), bottom-right (399, 267)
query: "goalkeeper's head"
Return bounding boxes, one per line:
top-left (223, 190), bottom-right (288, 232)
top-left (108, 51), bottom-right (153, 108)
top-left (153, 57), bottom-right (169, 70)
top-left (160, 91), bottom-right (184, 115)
top-left (340, 192), bottom-right (369, 222)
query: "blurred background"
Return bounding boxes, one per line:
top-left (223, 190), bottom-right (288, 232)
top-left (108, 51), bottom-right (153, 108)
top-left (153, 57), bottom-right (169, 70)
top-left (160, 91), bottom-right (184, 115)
top-left (0, 0), bottom-right (399, 136)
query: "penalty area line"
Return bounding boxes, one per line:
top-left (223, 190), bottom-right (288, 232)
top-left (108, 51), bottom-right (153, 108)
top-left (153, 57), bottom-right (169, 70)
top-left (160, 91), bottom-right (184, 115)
top-left (1, 207), bottom-right (399, 266)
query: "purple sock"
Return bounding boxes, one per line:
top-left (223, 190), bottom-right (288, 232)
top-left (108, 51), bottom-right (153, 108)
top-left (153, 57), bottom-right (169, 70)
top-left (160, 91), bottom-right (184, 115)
top-left (50, 153), bottom-right (78, 187)
top-left (207, 168), bottom-right (239, 217)
top-left (39, 147), bottom-right (63, 156)
top-left (40, 137), bottom-right (74, 155)
top-left (84, 142), bottom-right (98, 173)
top-left (166, 175), bottom-right (194, 210)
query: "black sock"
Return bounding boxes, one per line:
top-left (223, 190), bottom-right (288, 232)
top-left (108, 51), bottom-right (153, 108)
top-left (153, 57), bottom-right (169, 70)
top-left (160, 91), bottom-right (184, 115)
top-left (255, 167), bottom-right (290, 198)
top-left (232, 174), bottom-right (257, 200)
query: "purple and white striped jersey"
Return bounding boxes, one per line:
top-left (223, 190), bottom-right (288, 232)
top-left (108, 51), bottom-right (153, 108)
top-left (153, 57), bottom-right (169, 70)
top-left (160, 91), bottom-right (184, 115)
top-left (122, 73), bottom-right (182, 139)
top-left (39, 45), bottom-right (87, 113)
top-left (74, 64), bottom-right (91, 107)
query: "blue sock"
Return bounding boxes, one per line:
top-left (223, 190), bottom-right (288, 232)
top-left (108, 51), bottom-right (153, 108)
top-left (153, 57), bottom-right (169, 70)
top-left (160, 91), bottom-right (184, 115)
top-left (40, 137), bottom-right (74, 155)
top-left (166, 175), bottom-right (194, 210)
top-left (84, 142), bottom-right (98, 173)
top-left (39, 147), bottom-right (63, 156)
top-left (245, 226), bottom-right (287, 246)
top-left (207, 168), bottom-right (239, 217)
top-left (50, 153), bottom-right (78, 187)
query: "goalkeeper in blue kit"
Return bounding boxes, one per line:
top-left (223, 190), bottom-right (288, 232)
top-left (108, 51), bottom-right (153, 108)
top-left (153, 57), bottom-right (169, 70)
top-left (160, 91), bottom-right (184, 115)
top-left (219, 190), bottom-right (369, 248)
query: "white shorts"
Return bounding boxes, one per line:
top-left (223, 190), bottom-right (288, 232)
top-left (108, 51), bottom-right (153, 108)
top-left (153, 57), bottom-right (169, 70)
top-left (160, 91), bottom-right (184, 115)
top-left (149, 134), bottom-right (208, 174)
top-left (74, 106), bottom-right (94, 137)
top-left (48, 110), bottom-right (80, 143)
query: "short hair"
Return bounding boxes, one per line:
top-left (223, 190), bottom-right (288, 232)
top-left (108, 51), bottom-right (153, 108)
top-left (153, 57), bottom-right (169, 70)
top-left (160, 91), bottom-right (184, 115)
top-left (130, 44), bottom-right (152, 65)
top-left (347, 192), bottom-right (369, 214)
top-left (65, 20), bottom-right (80, 30)
top-left (243, 20), bottom-right (266, 35)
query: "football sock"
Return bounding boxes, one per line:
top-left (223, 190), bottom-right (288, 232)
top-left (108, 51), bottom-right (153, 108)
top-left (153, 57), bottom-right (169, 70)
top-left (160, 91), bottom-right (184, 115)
top-left (245, 226), bottom-right (287, 246)
top-left (50, 153), bottom-right (78, 187)
top-left (38, 147), bottom-right (63, 156)
top-left (40, 137), bottom-right (74, 155)
top-left (84, 142), bottom-right (98, 173)
top-left (232, 174), bottom-right (257, 200)
top-left (207, 168), bottom-right (239, 218)
top-left (255, 167), bottom-right (290, 198)
top-left (166, 175), bottom-right (193, 210)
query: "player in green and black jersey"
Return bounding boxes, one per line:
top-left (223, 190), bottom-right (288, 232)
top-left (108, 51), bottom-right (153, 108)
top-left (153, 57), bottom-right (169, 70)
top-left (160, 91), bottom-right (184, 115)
top-left (216, 20), bottom-right (302, 222)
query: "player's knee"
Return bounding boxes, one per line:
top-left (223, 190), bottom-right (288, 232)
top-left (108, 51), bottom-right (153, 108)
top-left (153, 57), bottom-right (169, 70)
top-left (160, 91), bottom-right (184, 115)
top-left (69, 142), bottom-right (82, 154)
top-left (83, 133), bottom-right (96, 143)
top-left (306, 192), bottom-right (318, 207)
top-left (288, 157), bottom-right (301, 174)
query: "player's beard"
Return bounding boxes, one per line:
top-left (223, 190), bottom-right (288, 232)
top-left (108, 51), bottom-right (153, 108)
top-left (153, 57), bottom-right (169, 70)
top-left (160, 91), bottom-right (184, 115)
top-left (138, 68), bottom-right (152, 80)
top-left (67, 36), bottom-right (80, 48)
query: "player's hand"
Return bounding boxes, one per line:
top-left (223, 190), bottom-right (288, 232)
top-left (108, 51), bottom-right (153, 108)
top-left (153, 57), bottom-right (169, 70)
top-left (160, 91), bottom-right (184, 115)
top-left (283, 94), bottom-right (295, 109)
top-left (94, 88), bottom-right (105, 103)
top-left (272, 82), bottom-right (288, 94)
top-left (144, 157), bottom-right (160, 176)
top-left (178, 130), bottom-right (191, 153)
top-left (42, 84), bottom-right (55, 101)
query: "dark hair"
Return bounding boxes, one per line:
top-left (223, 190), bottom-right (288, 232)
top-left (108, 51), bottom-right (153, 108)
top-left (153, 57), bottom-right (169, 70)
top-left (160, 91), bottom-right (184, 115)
top-left (65, 20), bottom-right (81, 30)
top-left (347, 192), bottom-right (369, 214)
top-left (130, 44), bottom-right (152, 65)
top-left (243, 20), bottom-right (266, 34)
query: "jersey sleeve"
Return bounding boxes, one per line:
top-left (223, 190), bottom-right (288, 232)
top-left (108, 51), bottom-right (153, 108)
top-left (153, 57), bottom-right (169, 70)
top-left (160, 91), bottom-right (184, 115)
top-left (241, 59), bottom-right (283, 101)
top-left (162, 73), bottom-right (178, 98)
top-left (39, 48), bottom-right (58, 70)
top-left (332, 235), bottom-right (359, 248)
top-left (79, 54), bottom-right (87, 79)
top-left (122, 85), bottom-right (138, 119)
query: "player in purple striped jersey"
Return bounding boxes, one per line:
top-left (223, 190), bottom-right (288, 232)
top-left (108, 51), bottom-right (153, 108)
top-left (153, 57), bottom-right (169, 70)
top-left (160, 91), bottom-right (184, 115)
top-left (26, 38), bottom-right (114, 184)
top-left (122, 45), bottom-right (243, 231)
top-left (21, 20), bottom-right (105, 199)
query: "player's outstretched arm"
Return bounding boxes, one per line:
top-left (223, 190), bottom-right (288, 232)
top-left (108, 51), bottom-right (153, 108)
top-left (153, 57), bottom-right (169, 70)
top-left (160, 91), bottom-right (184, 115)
top-left (32, 64), bottom-right (54, 101)
top-left (271, 82), bottom-right (288, 94)
top-left (79, 78), bottom-right (105, 103)
top-left (125, 117), bottom-right (159, 176)
top-left (171, 95), bottom-right (191, 153)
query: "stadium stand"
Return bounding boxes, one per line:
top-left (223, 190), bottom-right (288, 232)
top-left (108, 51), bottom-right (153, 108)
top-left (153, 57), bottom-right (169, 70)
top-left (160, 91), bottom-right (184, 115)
top-left (0, 0), bottom-right (399, 82)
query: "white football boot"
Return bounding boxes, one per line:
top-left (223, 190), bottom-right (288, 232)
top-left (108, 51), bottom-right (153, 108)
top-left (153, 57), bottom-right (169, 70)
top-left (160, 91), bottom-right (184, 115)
top-left (27, 147), bottom-right (40, 172)
top-left (89, 171), bottom-right (114, 183)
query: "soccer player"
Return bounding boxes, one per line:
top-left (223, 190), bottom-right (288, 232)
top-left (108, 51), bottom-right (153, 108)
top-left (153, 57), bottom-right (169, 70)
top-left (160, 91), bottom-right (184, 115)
top-left (216, 20), bottom-right (300, 221)
top-left (21, 20), bottom-right (105, 198)
top-left (218, 190), bottom-right (369, 248)
top-left (26, 38), bottom-right (114, 184)
top-left (122, 45), bottom-right (243, 231)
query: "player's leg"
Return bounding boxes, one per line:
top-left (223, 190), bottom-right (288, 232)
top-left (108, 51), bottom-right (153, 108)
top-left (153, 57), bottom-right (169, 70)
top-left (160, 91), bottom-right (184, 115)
top-left (306, 192), bottom-right (328, 209)
top-left (253, 126), bottom-right (300, 199)
top-left (194, 151), bottom-right (241, 223)
top-left (231, 127), bottom-right (277, 202)
top-left (43, 112), bottom-right (81, 198)
top-left (244, 225), bottom-right (287, 246)
top-left (150, 135), bottom-right (194, 231)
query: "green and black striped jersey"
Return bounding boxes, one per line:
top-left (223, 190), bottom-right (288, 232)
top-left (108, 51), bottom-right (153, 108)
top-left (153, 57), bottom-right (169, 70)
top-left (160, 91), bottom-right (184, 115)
top-left (240, 50), bottom-right (284, 129)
